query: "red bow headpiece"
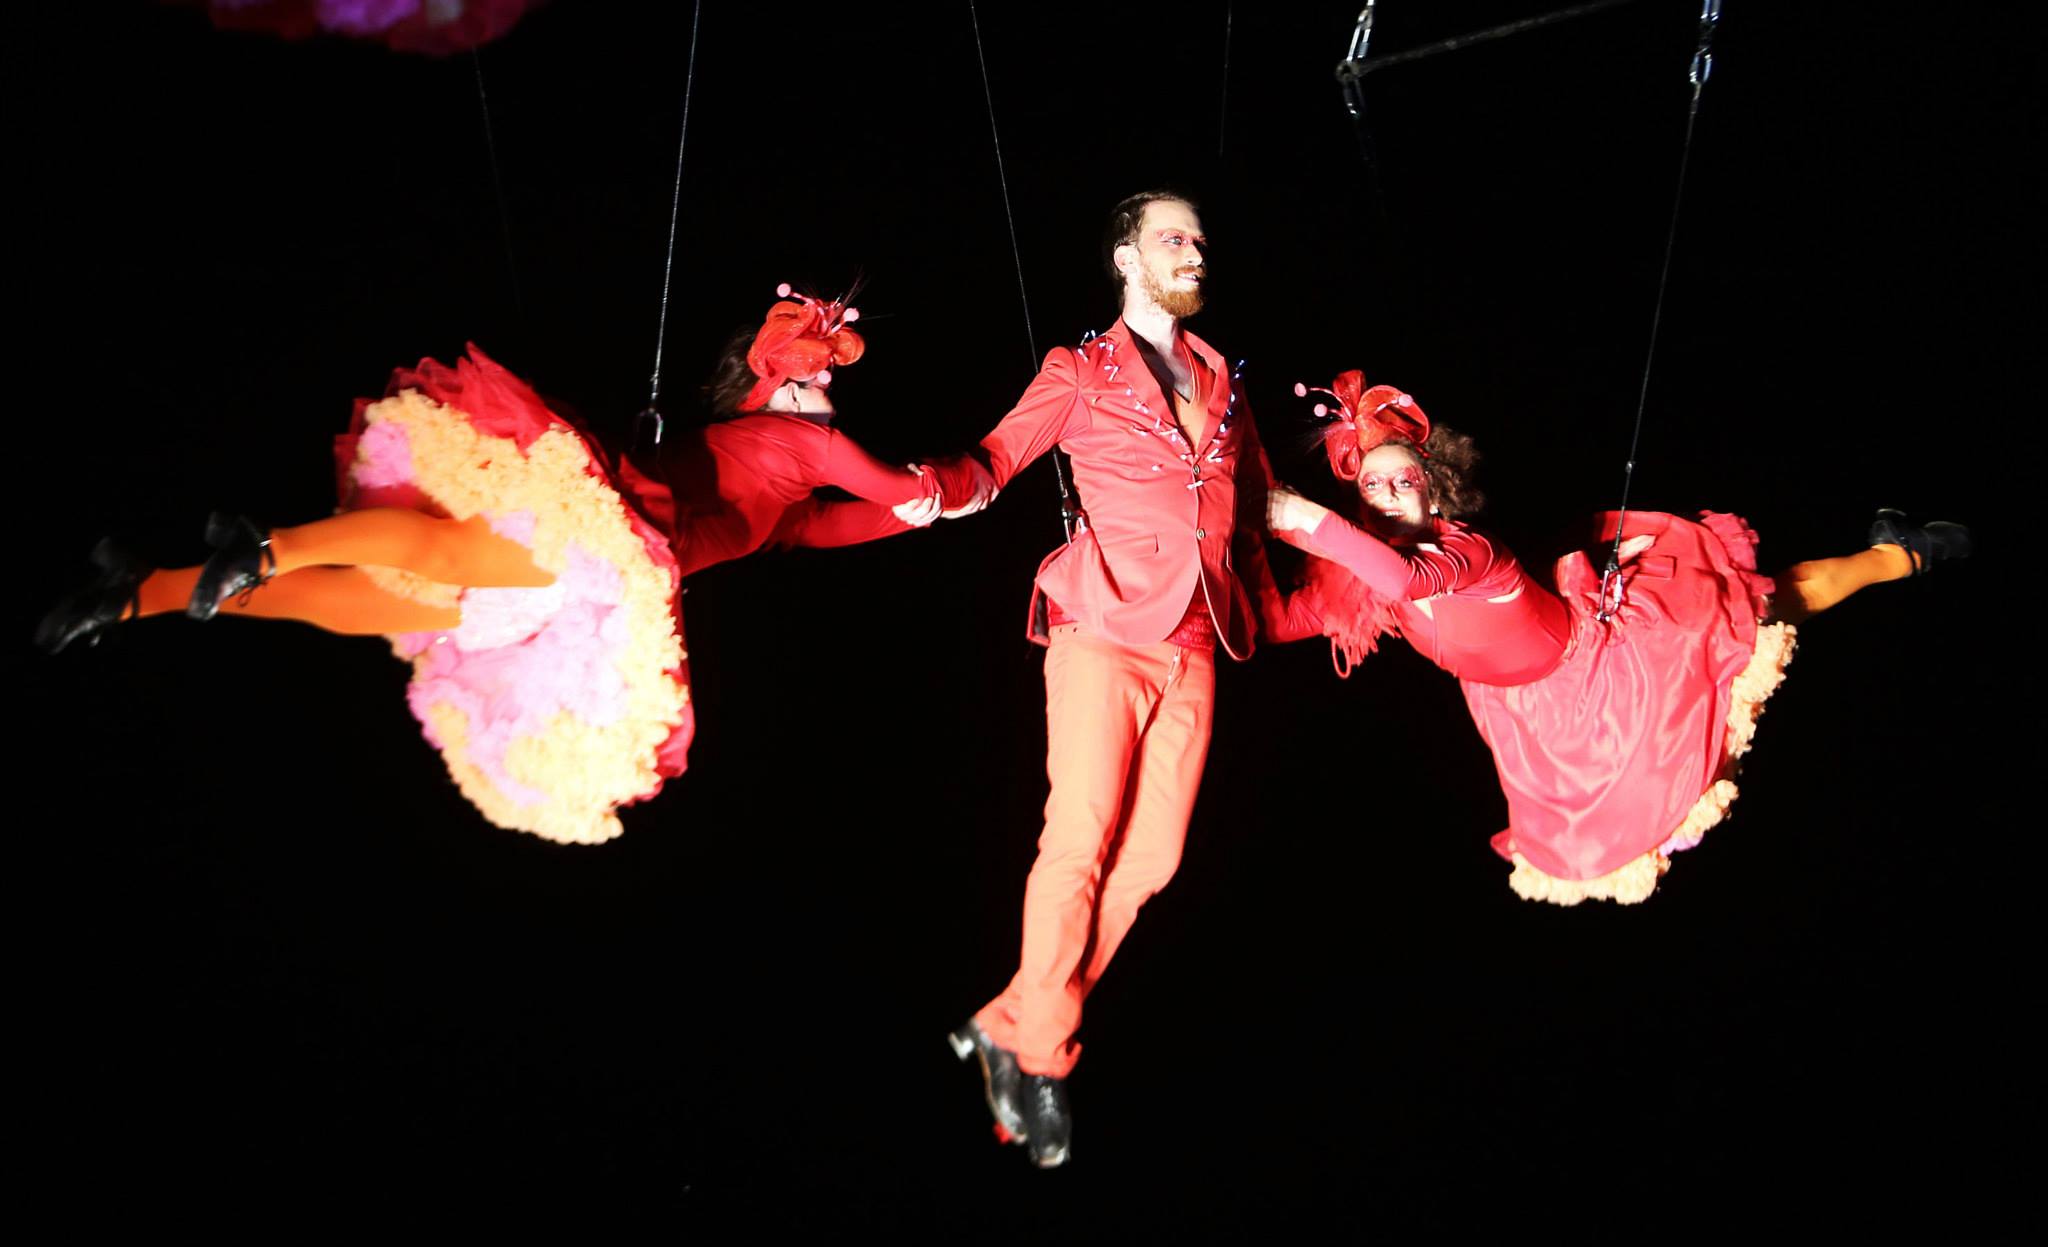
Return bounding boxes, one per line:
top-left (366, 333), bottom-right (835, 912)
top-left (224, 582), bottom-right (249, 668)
top-left (739, 283), bottom-right (865, 411)
top-left (1294, 370), bottom-right (1430, 480)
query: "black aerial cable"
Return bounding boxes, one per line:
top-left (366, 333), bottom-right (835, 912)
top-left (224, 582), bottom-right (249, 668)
top-left (1335, 0), bottom-right (1655, 326)
top-left (1595, 0), bottom-right (1721, 620)
top-left (1333, 1), bottom-right (1725, 622)
top-left (470, 47), bottom-right (527, 336)
top-left (1337, 1), bottom-right (1383, 181)
top-left (968, 0), bottom-right (1037, 371)
top-left (1328, 2), bottom-right (1444, 399)
top-left (1218, 2), bottom-right (1234, 160)
top-left (968, 0), bottom-right (1076, 543)
top-left (1337, 0), bottom-right (1647, 177)
top-left (636, 0), bottom-right (704, 451)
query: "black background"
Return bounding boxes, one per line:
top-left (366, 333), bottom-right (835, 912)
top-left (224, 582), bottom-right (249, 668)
top-left (13, 1), bottom-right (2031, 1236)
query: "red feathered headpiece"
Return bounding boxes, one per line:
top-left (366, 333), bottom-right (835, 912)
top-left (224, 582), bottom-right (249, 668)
top-left (739, 284), bottom-right (865, 412)
top-left (1294, 370), bottom-right (1430, 480)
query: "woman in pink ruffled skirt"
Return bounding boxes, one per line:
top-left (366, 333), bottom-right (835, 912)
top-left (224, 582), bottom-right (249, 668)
top-left (37, 292), bottom-right (989, 844)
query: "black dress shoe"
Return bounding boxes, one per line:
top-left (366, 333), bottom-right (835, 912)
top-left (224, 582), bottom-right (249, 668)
top-left (188, 513), bottom-right (277, 620)
top-left (37, 538), bottom-right (147, 654)
top-left (1019, 1074), bottom-right (1071, 1169)
top-left (1869, 508), bottom-right (1971, 576)
top-left (948, 1020), bottom-right (1028, 1145)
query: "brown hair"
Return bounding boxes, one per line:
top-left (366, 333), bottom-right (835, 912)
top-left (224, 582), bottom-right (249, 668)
top-left (1373, 426), bottom-right (1485, 520)
top-left (1102, 189), bottom-right (1197, 287)
top-left (701, 326), bottom-right (759, 420)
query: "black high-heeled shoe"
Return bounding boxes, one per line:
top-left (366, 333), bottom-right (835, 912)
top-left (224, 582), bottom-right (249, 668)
top-left (1869, 508), bottom-right (1972, 576)
top-left (36, 539), bottom-right (148, 654)
top-left (188, 512), bottom-right (276, 620)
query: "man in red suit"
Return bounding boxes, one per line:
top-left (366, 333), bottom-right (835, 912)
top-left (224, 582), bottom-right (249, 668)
top-left (949, 191), bottom-right (1277, 1168)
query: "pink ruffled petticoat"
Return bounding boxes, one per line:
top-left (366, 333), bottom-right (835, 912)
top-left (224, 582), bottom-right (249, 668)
top-left (334, 344), bottom-right (690, 844)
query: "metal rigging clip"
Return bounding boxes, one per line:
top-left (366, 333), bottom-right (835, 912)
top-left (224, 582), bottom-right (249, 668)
top-left (1691, 0), bottom-right (1722, 96)
top-left (634, 401), bottom-right (666, 451)
top-left (1336, 2), bottom-right (1377, 118)
top-left (1595, 558), bottom-right (1627, 622)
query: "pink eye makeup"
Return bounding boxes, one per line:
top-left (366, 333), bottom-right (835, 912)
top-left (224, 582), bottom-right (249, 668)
top-left (1360, 470), bottom-right (1425, 495)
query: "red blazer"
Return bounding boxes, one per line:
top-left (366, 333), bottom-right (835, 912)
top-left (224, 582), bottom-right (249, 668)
top-left (980, 318), bottom-right (1276, 658)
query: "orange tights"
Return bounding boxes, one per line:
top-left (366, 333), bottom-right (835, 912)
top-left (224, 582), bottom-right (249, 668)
top-left (1769, 543), bottom-right (1915, 625)
top-left (132, 509), bottom-right (552, 635)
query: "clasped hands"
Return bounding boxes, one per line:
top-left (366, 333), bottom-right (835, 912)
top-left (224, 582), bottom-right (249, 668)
top-left (891, 458), bottom-right (1000, 528)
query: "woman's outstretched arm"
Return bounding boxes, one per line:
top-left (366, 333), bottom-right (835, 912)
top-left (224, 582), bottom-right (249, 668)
top-left (1269, 486), bottom-right (1494, 600)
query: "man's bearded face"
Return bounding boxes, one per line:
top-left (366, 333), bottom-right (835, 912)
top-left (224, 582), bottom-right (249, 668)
top-left (1125, 200), bottom-right (1208, 319)
top-left (1142, 262), bottom-right (1205, 318)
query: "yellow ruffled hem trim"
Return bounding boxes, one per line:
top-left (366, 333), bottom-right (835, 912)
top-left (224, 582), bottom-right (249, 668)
top-left (353, 390), bottom-right (687, 845)
top-left (1506, 621), bottom-right (1798, 905)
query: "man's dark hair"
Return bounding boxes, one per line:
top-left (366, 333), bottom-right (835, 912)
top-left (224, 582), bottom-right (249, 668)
top-left (1102, 189), bottom-right (1197, 287)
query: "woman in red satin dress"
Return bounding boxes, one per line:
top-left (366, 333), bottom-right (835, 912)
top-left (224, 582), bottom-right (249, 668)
top-left (1263, 372), bottom-right (1969, 904)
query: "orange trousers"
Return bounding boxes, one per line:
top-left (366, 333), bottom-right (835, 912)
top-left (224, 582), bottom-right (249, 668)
top-left (976, 625), bottom-right (1216, 1078)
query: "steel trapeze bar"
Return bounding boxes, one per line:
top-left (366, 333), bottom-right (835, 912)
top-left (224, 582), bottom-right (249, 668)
top-left (1335, 0), bottom-right (1648, 85)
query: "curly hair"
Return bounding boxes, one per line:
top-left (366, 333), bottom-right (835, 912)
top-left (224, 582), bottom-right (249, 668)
top-left (1372, 426), bottom-right (1485, 520)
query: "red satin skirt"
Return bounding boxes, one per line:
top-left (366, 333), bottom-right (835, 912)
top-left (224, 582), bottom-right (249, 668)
top-left (1466, 511), bottom-right (1789, 903)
